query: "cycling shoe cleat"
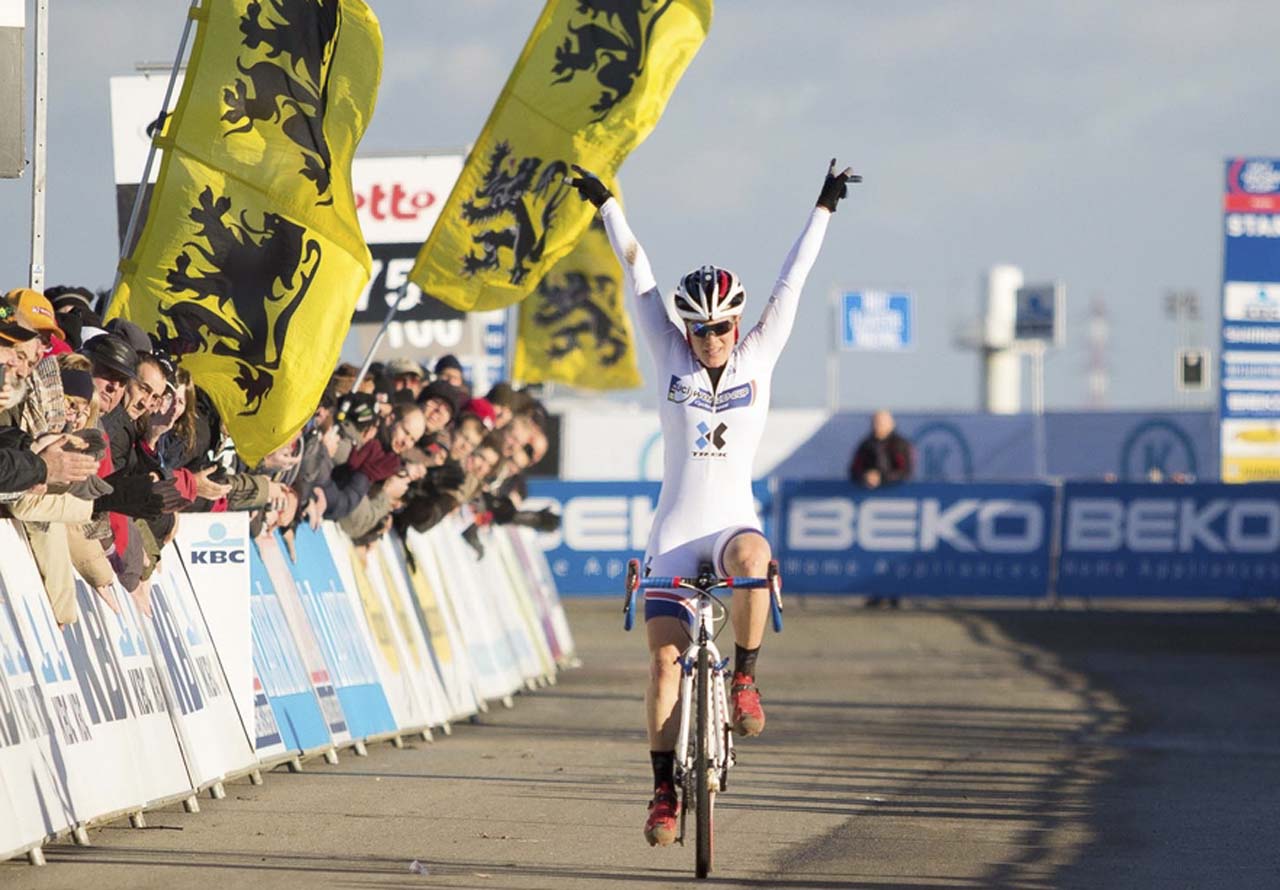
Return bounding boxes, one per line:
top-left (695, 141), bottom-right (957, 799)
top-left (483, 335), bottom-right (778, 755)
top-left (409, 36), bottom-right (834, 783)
top-left (644, 782), bottom-right (680, 846)
top-left (731, 672), bottom-right (766, 737)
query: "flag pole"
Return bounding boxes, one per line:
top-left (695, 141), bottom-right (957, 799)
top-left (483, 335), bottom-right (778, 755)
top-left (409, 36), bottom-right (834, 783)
top-left (103, 0), bottom-right (200, 314)
top-left (27, 0), bottom-right (48, 291)
top-left (352, 284), bottom-right (410, 391)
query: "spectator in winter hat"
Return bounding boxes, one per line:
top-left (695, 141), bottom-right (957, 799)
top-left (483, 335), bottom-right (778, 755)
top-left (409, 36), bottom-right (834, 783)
top-left (434, 354), bottom-right (465, 389)
top-left (417, 379), bottom-right (464, 433)
top-left (460, 396), bottom-right (496, 430)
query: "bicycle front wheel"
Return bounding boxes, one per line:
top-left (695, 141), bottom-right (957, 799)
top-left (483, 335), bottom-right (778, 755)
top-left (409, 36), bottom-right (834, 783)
top-left (694, 646), bottom-right (713, 879)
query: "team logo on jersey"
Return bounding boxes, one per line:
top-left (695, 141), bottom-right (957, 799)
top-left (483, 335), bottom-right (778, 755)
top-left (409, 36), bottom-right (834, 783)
top-left (668, 376), bottom-right (756, 412)
top-left (693, 421), bottom-right (728, 458)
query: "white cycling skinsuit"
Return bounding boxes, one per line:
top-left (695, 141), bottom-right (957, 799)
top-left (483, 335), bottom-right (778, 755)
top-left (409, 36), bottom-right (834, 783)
top-left (598, 197), bottom-right (831, 621)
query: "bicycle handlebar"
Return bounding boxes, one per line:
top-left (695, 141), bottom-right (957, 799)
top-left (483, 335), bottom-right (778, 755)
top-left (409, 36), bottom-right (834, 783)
top-left (637, 576), bottom-right (769, 592)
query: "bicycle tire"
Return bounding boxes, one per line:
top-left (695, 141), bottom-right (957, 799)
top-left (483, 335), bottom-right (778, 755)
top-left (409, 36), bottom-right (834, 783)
top-left (694, 646), bottom-right (713, 879)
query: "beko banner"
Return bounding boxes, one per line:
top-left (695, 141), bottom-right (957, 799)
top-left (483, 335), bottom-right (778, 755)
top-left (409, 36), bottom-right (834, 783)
top-left (778, 481), bottom-right (1056, 596)
top-left (1059, 482), bottom-right (1280, 598)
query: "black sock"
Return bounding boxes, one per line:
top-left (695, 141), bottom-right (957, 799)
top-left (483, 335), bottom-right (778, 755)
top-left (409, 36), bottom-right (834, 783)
top-left (734, 644), bottom-right (759, 679)
top-left (650, 750), bottom-right (675, 789)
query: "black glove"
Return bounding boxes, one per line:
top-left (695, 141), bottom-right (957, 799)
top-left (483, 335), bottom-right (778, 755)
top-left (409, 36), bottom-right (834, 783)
top-left (566, 164), bottom-right (612, 209)
top-left (94, 472), bottom-right (164, 520)
top-left (816, 158), bottom-right (861, 212)
top-left (426, 460), bottom-right (466, 491)
top-left (461, 523), bottom-right (485, 561)
top-left (515, 507), bottom-right (561, 533)
top-left (489, 495), bottom-right (517, 525)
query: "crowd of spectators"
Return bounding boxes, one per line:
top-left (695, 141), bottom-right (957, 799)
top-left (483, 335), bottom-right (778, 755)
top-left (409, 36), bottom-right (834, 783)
top-left (0, 284), bottom-right (558, 626)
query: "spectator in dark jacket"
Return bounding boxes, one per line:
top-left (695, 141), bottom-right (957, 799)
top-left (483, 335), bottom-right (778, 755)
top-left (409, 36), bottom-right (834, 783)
top-left (849, 410), bottom-right (913, 608)
top-left (849, 410), bottom-right (913, 489)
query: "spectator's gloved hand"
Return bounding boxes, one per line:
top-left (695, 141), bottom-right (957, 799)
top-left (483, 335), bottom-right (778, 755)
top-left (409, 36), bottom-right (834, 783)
top-left (512, 508), bottom-right (561, 533)
top-left (426, 460), bottom-right (466, 491)
top-left (566, 164), bottom-right (613, 208)
top-left (489, 495), bottom-right (517, 525)
top-left (816, 158), bottom-right (860, 213)
top-left (94, 472), bottom-right (164, 520)
top-left (461, 523), bottom-right (485, 561)
top-left (151, 478), bottom-right (193, 513)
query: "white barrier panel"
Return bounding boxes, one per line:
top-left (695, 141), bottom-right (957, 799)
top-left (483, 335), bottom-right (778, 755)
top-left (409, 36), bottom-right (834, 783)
top-left (0, 523), bottom-right (182, 829)
top-left (255, 535), bottom-right (354, 746)
top-left (402, 528), bottom-right (482, 720)
top-left (424, 517), bottom-right (524, 701)
top-left (79, 579), bottom-right (191, 807)
top-left (0, 566), bottom-right (72, 860)
top-left (484, 527), bottom-right (555, 682)
top-left (144, 545), bottom-right (256, 787)
top-left (372, 536), bottom-right (454, 726)
top-left (509, 527), bottom-right (576, 664)
top-left (324, 527), bottom-right (436, 734)
top-left (176, 515), bottom-right (254, 754)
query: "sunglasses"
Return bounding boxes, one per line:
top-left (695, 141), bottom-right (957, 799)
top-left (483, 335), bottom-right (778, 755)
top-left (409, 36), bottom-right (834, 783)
top-left (690, 320), bottom-right (735, 338)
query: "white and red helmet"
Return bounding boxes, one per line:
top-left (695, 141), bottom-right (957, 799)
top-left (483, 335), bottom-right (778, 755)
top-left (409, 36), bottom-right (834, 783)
top-left (673, 265), bottom-right (746, 323)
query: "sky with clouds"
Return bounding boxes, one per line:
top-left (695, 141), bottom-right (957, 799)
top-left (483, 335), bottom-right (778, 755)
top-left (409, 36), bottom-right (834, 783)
top-left (0, 0), bottom-right (1274, 412)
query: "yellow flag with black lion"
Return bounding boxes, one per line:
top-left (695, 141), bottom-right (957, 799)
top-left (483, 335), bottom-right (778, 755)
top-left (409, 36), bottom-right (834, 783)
top-left (411, 0), bottom-right (714, 313)
top-left (110, 0), bottom-right (382, 465)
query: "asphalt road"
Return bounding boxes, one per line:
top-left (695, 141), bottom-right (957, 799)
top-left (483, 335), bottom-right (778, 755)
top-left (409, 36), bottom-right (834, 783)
top-left (6, 597), bottom-right (1279, 889)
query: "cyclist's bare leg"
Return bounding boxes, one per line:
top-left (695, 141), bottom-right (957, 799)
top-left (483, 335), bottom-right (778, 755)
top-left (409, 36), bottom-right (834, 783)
top-left (722, 533), bottom-right (772, 649)
top-left (645, 616), bottom-right (688, 750)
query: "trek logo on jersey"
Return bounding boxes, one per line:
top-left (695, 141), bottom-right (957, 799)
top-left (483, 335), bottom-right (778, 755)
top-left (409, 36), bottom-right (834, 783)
top-left (666, 375), bottom-right (756, 412)
top-left (692, 421), bottom-right (728, 459)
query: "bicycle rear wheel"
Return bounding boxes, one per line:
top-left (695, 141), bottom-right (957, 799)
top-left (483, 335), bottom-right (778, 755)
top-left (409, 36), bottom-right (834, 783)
top-left (694, 646), bottom-right (713, 879)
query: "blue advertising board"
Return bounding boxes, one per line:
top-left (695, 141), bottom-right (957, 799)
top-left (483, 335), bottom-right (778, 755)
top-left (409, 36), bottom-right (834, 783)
top-left (1220, 157), bottom-right (1280, 482)
top-left (839, 291), bottom-right (913, 351)
top-left (282, 528), bottom-right (397, 740)
top-left (1058, 482), bottom-right (1280, 599)
top-left (777, 481), bottom-right (1055, 596)
top-left (248, 545), bottom-right (330, 753)
top-left (524, 481), bottom-right (772, 595)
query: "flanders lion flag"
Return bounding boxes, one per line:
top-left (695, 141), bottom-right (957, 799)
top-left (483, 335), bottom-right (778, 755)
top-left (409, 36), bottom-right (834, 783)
top-left (109, 0), bottom-right (382, 465)
top-left (513, 212), bottom-right (641, 390)
top-left (410, 0), bottom-right (713, 312)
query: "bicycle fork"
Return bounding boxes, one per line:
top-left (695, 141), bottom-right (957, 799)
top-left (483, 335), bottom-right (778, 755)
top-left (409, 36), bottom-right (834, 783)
top-left (674, 641), bottom-right (734, 844)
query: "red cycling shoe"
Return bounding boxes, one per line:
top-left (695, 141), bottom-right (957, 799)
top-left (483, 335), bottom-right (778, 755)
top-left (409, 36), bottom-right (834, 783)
top-left (644, 782), bottom-right (680, 846)
top-left (731, 672), bottom-right (766, 737)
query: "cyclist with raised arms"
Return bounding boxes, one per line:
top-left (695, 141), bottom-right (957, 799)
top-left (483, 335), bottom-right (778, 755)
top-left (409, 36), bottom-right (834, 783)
top-left (568, 159), bottom-right (859, 847)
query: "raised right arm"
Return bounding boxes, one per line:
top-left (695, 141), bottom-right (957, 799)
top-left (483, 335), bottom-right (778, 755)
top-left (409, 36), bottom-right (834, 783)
top-left (598, 197), bottom-right (680, 355)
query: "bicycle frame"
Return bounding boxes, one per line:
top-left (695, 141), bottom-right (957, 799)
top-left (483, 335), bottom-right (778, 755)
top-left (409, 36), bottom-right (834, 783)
top-left (673, 592), bottom-right (733, 807)
top-left (623, 560), bottom-right (782, 876)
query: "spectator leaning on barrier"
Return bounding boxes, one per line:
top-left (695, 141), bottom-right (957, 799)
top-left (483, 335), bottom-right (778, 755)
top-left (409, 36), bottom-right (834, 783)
top-left (434, 353), bottom-right (466, 390)
top-left (387, 357), bottom-right (426, 398)
top-left (417, 378), bottom-right (464, 435)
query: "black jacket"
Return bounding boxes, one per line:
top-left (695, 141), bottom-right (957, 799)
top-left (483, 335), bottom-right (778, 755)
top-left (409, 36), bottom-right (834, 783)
top-left (0, 427), bottom-right (46, 493)
top-left (849, 431), bottom-right (914, 485)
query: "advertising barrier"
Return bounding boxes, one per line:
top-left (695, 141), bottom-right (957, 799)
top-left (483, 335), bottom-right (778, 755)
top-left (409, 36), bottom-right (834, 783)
top-left (2, 511), bottom-right (576, 864)
top-left (145, 547), bottom-right (256, 789)
top-left (177, 515), bottom-right (253, 754)
top-left (1059, 482), bottom-right (1280, 598)
top-left (248, 544), bottom-right (332, 758)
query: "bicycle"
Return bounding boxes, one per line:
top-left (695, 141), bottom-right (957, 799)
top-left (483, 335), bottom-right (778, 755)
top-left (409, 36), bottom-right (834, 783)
top-left (623, 558), bottom-right (784, 880)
